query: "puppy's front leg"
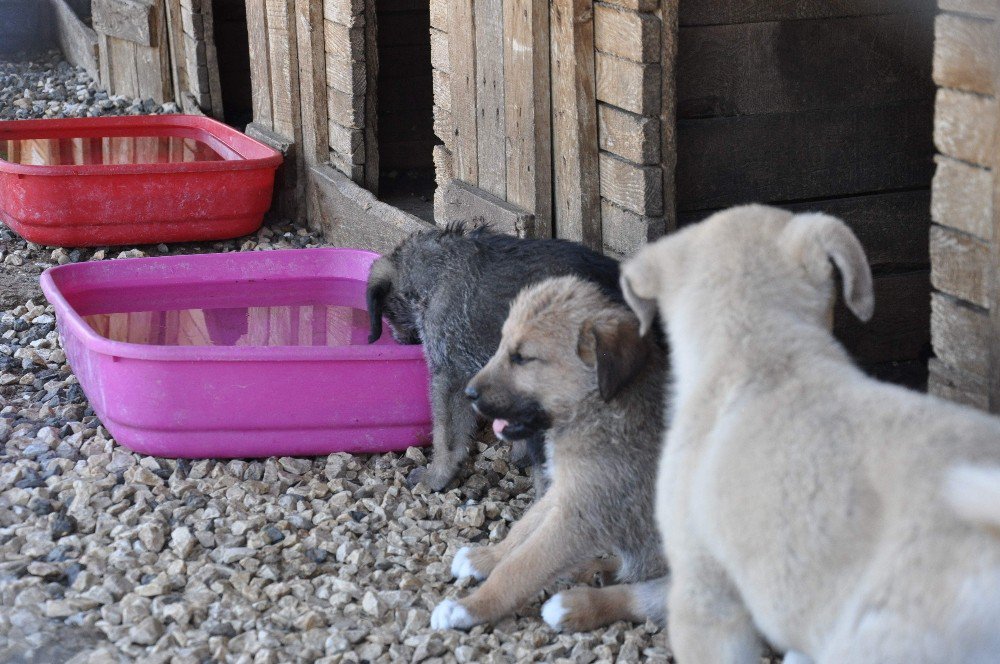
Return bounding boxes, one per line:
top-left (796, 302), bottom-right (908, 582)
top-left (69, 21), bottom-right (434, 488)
top-left (451, 490), bottom-right (556, 581)
top-left (432, 509), bottom-right (582, 630)
top-left (668, 564), bottom-right (762, 664)
top-left (410, 373), bottom-right (472, 491)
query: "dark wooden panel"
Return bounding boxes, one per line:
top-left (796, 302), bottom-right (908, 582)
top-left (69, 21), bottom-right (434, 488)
top-left (834, 270), bottom-right (931, 365)
top-left (679, 0), bottom-right (931, 26)
top-left (678, 190), bottom-right (931, 270)
top-left (676, 102), bottom-right (935, 210)
top-left (678, 13), bottom-right (934, 118)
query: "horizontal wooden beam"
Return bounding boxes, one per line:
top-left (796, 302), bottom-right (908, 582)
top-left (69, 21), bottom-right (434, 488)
top-left (93, 0), bottom-right (159, 46)
top-left (930, 224), bottom-right (990, 308)
top-left (934, 13), bottom-right (998, 95)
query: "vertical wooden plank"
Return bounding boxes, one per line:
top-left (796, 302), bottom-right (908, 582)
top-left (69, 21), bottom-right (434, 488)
top-left (135, 3), bottom-right (172, 103)
top-left (110, 37), bottom-right (141, 97)
top-left (550, 0), bottom-right (600, 248)
top-left (265, 0), bottom-right (299, 139)
top-left (164, 0), bottom-right (187, 106)
top-left (296, 0), bottom-right (330, 164)
top-left (474, 0), bottom-right (506, 198)
top-left (504, 0), bottom-right (552, 237)
top-left (363, 0), bottom-right (378, 190)
top-left (449, 0), bottom-right (478, 184)
top-left (658, 0), bottom-right (677, 233)
top-left (989, 38), bottom-right (1000, 412)
top-left (98, 33), bottom-right (112, 88)
top-left (200, 0), bottom-right (225, 117)
top-left (247, 0), bottom-right (273, 129)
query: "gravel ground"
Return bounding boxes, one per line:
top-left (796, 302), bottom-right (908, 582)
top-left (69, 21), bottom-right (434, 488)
top-left (0, 54), bottom-right (675, 662)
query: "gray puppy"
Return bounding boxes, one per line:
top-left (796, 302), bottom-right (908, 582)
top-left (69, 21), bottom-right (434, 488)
top-left (366, 224), bottom-right (622, 491)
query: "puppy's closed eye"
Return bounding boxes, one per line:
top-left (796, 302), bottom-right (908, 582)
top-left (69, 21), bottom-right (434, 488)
top-left (509, 351), bottom-right (534, 366)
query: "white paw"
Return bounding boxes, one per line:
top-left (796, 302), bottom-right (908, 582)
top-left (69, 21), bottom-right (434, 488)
top-left (541, 593), bottom-right (567, 630)
top-left (450, 547), bottom-right (485, 581)
top-left (430, 599), bottom-right (476, 630)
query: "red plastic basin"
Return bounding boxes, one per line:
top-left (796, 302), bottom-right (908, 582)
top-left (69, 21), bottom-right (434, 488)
top-left (0, 115), bottom-right (282, 247)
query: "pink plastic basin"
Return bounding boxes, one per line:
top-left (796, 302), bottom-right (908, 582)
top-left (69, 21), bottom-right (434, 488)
top-left (39, 248), bottom-right (432, 458)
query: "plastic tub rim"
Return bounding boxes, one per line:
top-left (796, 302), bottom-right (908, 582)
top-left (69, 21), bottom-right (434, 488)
top-left (40, 248), bottom-right (425, 363)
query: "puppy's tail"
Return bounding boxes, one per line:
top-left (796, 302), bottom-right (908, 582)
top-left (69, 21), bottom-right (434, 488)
top-left (943, 465), bottom-right (1000, 530)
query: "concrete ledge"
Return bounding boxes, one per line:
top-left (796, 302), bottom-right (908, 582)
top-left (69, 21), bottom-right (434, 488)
top-left (309, 164), bottom-right (434, 253)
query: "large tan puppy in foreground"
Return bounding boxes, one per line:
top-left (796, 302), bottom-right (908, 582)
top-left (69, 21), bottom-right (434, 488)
top-left (621, 204), bottom-right (1000, 664)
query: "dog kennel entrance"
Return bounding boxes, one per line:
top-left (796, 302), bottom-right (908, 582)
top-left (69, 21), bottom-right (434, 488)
top-left (372, 0), bottom-right (438, 222)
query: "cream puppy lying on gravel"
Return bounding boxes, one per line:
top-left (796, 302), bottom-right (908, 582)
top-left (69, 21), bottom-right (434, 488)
top-left (621, 204), bottom-right (1000, 664)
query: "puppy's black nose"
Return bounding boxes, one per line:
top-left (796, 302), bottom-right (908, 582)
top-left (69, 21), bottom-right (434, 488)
top-left (464, 385), bottom-right (479, 400)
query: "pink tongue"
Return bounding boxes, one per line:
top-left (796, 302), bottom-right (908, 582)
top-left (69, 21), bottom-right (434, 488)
top-left (492, 419), bottom-right (509, 436)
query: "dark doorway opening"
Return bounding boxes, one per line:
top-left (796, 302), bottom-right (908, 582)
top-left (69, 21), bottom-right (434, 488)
top-left (211, 0), bottom-right (253, 130)
top-left (375, 0), bottom-right (439, 222)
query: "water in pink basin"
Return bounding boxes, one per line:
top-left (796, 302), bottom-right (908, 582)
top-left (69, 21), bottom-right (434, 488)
top-left (40, 249), bottom-right (432, 458)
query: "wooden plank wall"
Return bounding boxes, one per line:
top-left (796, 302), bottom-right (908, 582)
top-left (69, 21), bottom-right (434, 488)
top-left (675, 0), bottom-right (938, 383)
top-left (928, 0), bottom-right (1000, 410)
top-left (94, 0), bottom-right (174, 103)
top-left (324, 0), bottom-right (368, 183)
top-left (430, 0), bottom-right (673, 247)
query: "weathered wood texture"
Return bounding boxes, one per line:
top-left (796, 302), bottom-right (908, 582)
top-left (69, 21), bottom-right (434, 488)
top-left (990, 12), bottom-right (1000, 413)
top-left (310, 164), bottom-right (435, 253)
top-left (474, 0), bottom-right (506, 198)
top-left (53, 0), bottom-right (100, 80)
top-left (678, 13), bottom-right (933, 119)
top-left (671, 2), bottom-right (935, 374)
top-left (594, 3), bottom-right (659, 62)
top-left (296, 0), bottom-right (330, 164)
top-left (362, 0), bottom-right (378, 190)
top-left (934, 88), bottom-right (998, 167)
top-left (932, 156), bottom-right (994, 240)
top-left (423, 0), bottom-right (671, 247)
top-left (677, 102), bottom-right (934, 211)
top-left (934, 13), bottom-right (998, 95)
top-left (448, 0), bottom-right (478, 184)
top-left (550, 0), bottom-right (601, 248)
top-left (94, 0), bottom-right (159, 45)
top-left (931, 225), bottom-right (990, 308)
top-left (247, 0), bottom-right (273, 124)
top-left (503, 0), bottom-right (553, 236)
top-left (323, 0), bottom-right (368, 184)
top-left (680, 190), bottom-right (932, 269)
top-left (928, 4), bottom-right (999, 410)
top-left (439, 179), bottom-right (535, 237)
top-left (679, 0), bottom-right (925, 25)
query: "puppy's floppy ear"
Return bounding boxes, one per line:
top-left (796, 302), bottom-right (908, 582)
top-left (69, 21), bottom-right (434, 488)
top-left (620, 246), bottom-right (661, 337)
top-left (366, 257), bottom-right (395, 343)
top-left (784, 213), bottom-right (874, 322)
top-left (579, 314), bottom-right (651, 401)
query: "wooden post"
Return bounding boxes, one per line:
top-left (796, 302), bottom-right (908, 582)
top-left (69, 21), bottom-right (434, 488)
top-left (503, 0), bottom-right (552, 237)
top-left (362, 0), bottom-right (379, 192)
top-left (658, 0), bottom-right (678, 234)
top-left (449, 0), bottom-right (478, 185)
top-left (474, 0), bottom-right (506, 198)
top-left (989, 25), bottom-right (1000, 412)
top-left (550, 0), bottom-right (600, 249)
